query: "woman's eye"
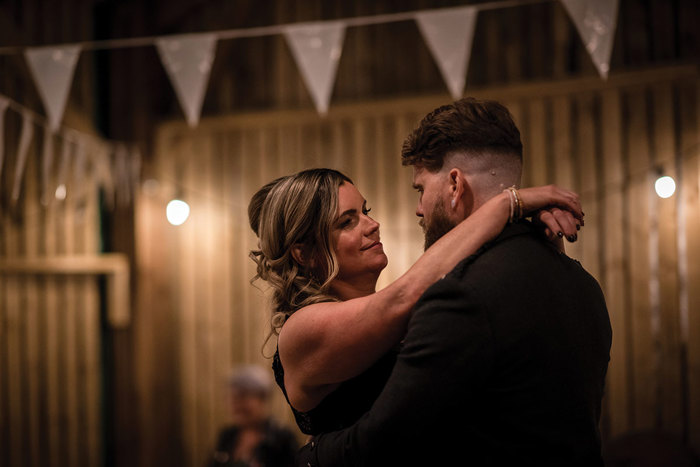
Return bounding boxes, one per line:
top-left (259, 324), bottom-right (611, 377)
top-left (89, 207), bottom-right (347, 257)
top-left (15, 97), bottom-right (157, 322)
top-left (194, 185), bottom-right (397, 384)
top-left (362, 207), bottom-right (372, 215)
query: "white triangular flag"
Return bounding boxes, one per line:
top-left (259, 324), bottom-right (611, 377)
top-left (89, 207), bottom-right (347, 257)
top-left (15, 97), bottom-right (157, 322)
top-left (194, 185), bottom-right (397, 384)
top-left (41, 127), bottom-right (55, 206)
top-left (25, 45), bottom-right (81, 132)
top-left (284, 22), bottom-right (345, 115)
top-left (72, 138), bottom-right (87, 204)
top-left (416, 6), bottom-right (478, 100)
top-left (114, 144), bottom-right (130, 207)
top-left (155, 33), bottom-right (217, 127)
top-left (0, 96), bottom-right (9, 186)
top-left (55, 134), bottom-right (73, 202)
top-left (96, 144), bottom-right (115, 210)
top-left (11, 112), bottom-right (34, 203)
top-left (560, 0), bottom-right (619, 79)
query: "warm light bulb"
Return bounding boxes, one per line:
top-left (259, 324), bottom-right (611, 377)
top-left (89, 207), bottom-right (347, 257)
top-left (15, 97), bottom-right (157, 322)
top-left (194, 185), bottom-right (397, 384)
top-left (654, 176), bottom-right (676, 199)
top-left (167, 199), bottom-right (190, 225)
top-left (55, 184), bottom-right (67, 200)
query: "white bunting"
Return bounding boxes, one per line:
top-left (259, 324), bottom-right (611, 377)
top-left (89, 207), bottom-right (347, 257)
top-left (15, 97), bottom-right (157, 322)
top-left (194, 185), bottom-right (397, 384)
top-left (284, 22), bottom-right (345, 115)
top-left (91, 143), bottom-right (114, 210)
top-left (11, 112), bottom-right (34, 203)
top-left (73, 139), bottom-right (87, 204)
top-left (560, 0), bottom-right (619, 79)
top-left (114, 144), bottom-right (131, 207)
top-left (40, 127), bottom-right (55, 206)
top-left (55, 135), bottom-right (73, 202)
top-left (156, 33), bottom-right (217, 127)
top-left (415, 6), bottom-right (478, 100)
top-left (0, 96), bottom-right (9, 186)
top-left (25, 45), bottom-right (81, 132)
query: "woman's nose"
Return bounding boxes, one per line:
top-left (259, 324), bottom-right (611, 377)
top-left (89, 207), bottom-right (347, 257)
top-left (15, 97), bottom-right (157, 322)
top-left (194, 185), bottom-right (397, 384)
top-left (364, 216), bottom-right (379, 235)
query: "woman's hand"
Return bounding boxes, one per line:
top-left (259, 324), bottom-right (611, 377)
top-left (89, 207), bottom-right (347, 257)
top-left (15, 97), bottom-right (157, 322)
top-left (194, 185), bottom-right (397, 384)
top-left (516, 185), bottom-right (583, 243)
top-left (534, 208), bottom-right (580, 243)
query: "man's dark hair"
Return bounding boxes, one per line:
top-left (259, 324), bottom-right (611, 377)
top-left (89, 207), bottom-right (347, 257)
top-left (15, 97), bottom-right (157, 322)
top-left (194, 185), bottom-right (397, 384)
top-left (401, 97), bottom-right (523, 171)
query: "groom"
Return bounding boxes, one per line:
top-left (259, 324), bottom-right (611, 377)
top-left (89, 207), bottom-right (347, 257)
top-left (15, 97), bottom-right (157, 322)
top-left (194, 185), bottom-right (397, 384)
top-left (299, 98), bottom-right (612, 466)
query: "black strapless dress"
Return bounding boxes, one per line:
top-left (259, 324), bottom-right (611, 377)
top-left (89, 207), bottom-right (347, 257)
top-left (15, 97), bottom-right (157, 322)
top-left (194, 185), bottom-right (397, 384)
top-left (272, 349), bottom-right (397, 435)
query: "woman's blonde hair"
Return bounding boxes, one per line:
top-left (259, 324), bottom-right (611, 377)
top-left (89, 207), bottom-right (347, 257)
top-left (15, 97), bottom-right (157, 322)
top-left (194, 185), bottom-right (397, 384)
top-left (249, 169), bottom-right (353, 344)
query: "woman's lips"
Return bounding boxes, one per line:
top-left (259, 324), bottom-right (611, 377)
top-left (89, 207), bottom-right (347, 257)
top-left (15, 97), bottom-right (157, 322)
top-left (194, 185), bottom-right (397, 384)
top-left (362, 241), bottom-right (382, 250)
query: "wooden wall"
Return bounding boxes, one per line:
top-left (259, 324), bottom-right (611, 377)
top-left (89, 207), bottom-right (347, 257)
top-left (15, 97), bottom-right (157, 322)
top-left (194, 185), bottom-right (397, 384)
top-left (139, 65), bottom-right (700, 467)
top-left (0, 113), bottom-right (104, 467)
top-left (1, 1), bottom-right (699, 467)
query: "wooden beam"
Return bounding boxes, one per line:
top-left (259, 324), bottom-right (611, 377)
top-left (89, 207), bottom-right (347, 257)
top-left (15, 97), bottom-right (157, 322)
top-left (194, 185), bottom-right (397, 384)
top-left (0, 254), bottom-right (130, 328)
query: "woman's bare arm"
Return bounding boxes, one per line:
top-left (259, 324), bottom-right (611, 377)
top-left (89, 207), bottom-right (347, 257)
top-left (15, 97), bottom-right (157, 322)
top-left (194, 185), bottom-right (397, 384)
top-left (280, 185), bottom-right (582, 411)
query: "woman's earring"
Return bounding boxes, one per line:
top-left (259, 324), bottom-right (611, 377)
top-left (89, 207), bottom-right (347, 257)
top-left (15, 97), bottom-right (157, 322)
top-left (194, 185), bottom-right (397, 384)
top-left (450, 198), bottom-right (456, 209)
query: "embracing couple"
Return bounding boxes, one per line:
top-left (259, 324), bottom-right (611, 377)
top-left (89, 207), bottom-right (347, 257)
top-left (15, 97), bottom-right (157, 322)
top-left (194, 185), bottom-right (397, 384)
top-left (248, 97), bottom-right (612, 466)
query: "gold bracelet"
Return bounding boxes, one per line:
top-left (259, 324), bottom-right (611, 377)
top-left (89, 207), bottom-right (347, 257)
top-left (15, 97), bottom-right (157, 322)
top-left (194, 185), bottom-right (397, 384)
top-left (507, 186), bottom-right (522, 222)
top-left (504, 188), bottom-right (515, 223)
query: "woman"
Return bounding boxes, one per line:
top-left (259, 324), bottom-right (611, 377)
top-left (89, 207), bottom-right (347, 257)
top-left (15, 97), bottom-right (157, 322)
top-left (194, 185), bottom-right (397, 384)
top-left (248, 168), bottom-right (581, 435)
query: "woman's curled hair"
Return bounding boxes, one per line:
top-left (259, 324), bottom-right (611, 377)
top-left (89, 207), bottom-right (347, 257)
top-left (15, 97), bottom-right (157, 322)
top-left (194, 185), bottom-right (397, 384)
top-left (248, 169), bottom-right (353, 343)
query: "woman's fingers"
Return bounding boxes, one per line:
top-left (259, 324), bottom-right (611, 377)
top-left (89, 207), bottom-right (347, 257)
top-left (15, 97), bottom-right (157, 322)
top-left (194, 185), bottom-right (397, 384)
top-left (535, 210), bottom-right (563, 238)
top-left (535, 208), bottom-right (579, 242)
top-left (551, 208), bottom-right (578, 241)
top-left (548, 186), bottom-right (583, 221)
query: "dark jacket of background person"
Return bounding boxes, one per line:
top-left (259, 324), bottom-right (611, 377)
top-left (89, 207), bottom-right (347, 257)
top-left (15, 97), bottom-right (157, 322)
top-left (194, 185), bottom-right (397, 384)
top-left (300, 222), bottom-right (612, 466)
top-left (208, 419), bottom-right (298, 467)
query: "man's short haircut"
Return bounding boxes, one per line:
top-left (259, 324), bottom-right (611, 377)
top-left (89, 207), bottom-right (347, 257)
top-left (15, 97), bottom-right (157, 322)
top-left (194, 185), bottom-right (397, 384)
top-left (401, 97), bottom-right (523, 171)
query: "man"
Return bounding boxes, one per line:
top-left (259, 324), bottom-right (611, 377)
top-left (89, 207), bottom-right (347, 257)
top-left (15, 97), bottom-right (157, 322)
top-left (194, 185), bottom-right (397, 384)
top-left (299, 98), bottom-right (612, 466)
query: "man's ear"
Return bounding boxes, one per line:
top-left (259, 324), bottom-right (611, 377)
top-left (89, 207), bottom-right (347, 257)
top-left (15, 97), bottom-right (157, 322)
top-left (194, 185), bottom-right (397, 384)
top-left (448, 168), bottom-right (466, 208)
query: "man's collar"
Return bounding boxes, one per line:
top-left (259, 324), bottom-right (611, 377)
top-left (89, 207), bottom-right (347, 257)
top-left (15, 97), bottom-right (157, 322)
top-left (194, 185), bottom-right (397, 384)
top-left (492, 220), bottom-right (537, 244)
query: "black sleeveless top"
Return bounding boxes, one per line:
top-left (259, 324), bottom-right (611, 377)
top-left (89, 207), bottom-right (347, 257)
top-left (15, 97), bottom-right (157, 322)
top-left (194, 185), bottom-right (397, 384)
top-left (272, 348), bottom-right (397, 435)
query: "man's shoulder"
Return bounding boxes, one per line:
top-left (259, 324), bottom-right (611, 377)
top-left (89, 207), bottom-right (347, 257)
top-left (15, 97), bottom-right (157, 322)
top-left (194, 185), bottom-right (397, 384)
top-left (447, 221), bottom-right (553, 279)
top-left (416, 221), bottom-right (599, 311)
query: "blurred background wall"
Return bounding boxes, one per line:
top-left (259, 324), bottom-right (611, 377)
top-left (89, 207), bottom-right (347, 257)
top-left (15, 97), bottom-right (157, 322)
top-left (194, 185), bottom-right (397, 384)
top-left (1, 1), bottom-right (699, 466)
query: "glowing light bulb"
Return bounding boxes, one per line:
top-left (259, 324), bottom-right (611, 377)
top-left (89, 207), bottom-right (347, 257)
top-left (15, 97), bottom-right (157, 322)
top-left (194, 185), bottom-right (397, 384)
top-left (654, 176), bottom-right (676, 199)
top-left (55, 184), bottom-right (67, 200)
top-left (167, 199), bottom-right (190, 225)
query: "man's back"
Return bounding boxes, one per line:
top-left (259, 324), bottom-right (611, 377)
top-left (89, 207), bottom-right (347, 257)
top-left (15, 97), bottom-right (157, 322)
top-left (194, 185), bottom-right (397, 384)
top-left (311, 223), bottom-right (611, 466)
top-left (431, 222), bottom-right (612, 464)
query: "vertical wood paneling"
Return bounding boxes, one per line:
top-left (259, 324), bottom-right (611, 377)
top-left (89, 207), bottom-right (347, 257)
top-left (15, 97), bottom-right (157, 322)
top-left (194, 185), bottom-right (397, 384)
top-left (179, 135), bottom-right (199, 467)
top-left (44, 215), bottom-right (61, 467)
top-left (552, 95), bottom-right (582, 261)
top-left (0, 261), bottom-right (5, 467)
top-left (526, 99), bottom-right (548, 187)
top-left (0, 136), bottom-right (103, 467)
top-left (652, 82), bottom-right (683, 436)
top-left (24, 139), bottom-right (41, 467)
top-left (576, 94), bottom-right (601, 279)
top-left (63, 199), bottom-right (80, 467)
top-left (6, 229), bottom-right (24, 467)
top-left (601, 88), bottom-right (630, 437)
top-left (625, 87), bottom-right (656, 431)
top-left (681, 80), bottom-right (700, 452)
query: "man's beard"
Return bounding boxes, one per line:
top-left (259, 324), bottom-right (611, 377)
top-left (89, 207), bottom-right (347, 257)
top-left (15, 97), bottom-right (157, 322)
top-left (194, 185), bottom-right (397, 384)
top-left (420, 201), bottom-right (458, 251)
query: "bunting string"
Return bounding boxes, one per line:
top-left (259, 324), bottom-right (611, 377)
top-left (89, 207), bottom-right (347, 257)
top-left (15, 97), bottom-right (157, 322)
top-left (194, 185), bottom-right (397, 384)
top-left (0, 0), bottom-right (551, 56)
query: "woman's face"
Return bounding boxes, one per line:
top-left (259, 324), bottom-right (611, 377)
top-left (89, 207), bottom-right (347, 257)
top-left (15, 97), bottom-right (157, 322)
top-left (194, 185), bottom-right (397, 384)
top-left (331, 183), bottom-right (388, 281)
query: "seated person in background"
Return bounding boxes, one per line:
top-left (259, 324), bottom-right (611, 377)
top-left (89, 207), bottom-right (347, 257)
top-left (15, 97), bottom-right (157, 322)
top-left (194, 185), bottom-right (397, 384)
top-left (208, 365), bottom-right (298, 467)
